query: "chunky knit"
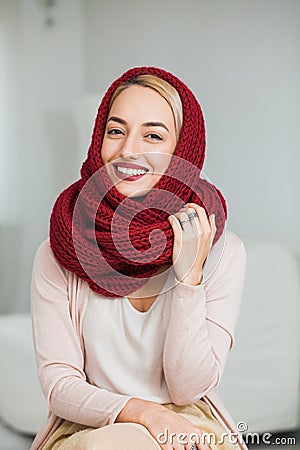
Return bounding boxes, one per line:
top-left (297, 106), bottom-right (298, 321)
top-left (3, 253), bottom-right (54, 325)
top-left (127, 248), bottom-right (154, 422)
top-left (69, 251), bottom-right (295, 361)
top-left (49, 66), bottom-right (227, 297)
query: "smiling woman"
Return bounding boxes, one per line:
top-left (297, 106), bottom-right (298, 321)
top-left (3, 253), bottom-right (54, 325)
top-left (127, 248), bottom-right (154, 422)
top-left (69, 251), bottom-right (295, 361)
top-left (109, 74), bottom-right (183, 138)
top-left (102, 81), bottom-right (178, 199)
top-left (30, 67), bottom-right (247, 450)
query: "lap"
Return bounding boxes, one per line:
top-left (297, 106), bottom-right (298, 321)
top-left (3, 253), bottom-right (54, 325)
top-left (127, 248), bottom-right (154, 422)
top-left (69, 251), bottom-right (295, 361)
top-left (42, 400), bottom-right (239, 450)
top-left (42, 420), bottom-right (160, 450)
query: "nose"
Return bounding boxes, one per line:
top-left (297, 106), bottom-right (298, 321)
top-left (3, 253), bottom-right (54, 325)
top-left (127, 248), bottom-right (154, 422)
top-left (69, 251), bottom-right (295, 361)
top-left (118, 130), bottom-right (142, 159)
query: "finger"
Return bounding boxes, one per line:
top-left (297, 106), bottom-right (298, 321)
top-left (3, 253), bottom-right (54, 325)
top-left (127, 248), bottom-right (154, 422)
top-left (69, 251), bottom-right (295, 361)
top-left (183, 206), bottom-right (198, 229)
top-left (168, 214), bottom-right (183, 234)
top-left (209, 213), bottom-right (216, 230)
top-left (175, 207), bottom-right (199, 231)
top-left (190, 436), bottom-right (203, 450)
top-left (209, 214), bottom-right (217, 244)
top-left (209, 214), bottom-right (216, 234)
top-left (187, 441), bottom-right (201, 450)
top-left (200, 442), bottom-right (211, 450)
top-left (176, 210), bottom-right (190, 222)
top-left (189, 439), bottom-right (209, 450)
top-left (171, 211), bottom-right (191, 231)
top-left (185, 204), bottom-right (211, 233)
top-left (185, 204), bottom-right (209, 223)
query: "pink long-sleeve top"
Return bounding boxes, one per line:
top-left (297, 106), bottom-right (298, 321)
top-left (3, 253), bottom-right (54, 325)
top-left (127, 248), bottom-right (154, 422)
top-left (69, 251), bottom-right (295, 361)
top-left (30, 229), bottom-right (247, 450)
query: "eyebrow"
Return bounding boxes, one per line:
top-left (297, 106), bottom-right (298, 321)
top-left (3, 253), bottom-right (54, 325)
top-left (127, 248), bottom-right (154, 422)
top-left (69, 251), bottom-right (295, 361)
top-left (107, 116), bottom-right (169, 132)
top-left (143, 121), bottom-right (169, 132)
top-left (107, 116), bottom-right (127, 125)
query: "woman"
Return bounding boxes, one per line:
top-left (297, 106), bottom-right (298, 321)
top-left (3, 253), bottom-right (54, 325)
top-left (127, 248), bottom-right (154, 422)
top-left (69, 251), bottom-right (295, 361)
top-left (31, 67), bottom-right (247, 450)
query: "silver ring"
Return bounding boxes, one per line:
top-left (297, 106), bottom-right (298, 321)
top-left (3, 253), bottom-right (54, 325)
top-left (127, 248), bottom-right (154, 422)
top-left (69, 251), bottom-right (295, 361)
top-left (188, 211), bottom-right (197, 220)
top-left (179, 219), bottom-right (190, 225)
top-left (179, 211), bottom-right (197, 226)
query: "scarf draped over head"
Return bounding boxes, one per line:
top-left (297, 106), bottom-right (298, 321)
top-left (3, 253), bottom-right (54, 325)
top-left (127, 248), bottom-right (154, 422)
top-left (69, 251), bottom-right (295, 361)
top-left (49, 66), bottom-right (227, 297)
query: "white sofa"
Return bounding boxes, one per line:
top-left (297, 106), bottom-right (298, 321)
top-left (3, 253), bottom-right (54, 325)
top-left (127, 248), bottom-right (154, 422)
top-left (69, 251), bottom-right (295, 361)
top-left (0, 315), bottom-right (47, 449)
top-left (219, 238), bottom-right (300, 433)
top-left (0, 238), bottom-right (299, 449)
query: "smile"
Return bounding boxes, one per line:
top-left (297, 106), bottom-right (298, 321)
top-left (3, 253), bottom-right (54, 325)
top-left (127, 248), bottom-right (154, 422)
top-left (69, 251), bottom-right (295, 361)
top-left (117, 166), bottom-right (148, 175)
top-left (113, 164), bottom-right (149, 181)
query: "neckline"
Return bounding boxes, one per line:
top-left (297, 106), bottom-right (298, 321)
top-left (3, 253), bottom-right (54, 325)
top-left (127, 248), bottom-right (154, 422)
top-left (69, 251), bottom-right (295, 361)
top-left (124, 293), bottom-right (163, 315)
top-left (124, 267), bottom-right (173, 315)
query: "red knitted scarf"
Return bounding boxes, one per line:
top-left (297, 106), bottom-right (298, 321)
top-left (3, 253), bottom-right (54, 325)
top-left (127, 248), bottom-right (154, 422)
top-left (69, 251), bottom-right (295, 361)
top-left (49, 67), bottom-right (227, 297)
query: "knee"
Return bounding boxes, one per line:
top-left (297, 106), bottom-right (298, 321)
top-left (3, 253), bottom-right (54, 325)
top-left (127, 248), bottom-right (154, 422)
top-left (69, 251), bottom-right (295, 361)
top-left (73, 423), bottom-right (159, 450)
top-left (72, 430), bottom-right (102, 450)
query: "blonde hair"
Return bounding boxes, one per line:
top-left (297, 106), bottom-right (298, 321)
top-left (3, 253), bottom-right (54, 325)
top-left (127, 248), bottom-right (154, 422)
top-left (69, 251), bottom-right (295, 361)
top-left (109, 74), bottom-right (183, 141)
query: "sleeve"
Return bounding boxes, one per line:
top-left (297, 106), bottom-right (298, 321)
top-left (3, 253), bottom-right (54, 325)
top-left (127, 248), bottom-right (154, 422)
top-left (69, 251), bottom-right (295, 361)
top-left (31, 240), bottom-right (133, 427)
top-left (162, 232), bottom-right (247, 405)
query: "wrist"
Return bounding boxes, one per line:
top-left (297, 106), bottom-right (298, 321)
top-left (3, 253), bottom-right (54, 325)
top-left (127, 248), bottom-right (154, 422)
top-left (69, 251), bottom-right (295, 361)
top-left (115, 398), bottom-right (163, 425)
top-left (180, 272), bottom-right (203, 286)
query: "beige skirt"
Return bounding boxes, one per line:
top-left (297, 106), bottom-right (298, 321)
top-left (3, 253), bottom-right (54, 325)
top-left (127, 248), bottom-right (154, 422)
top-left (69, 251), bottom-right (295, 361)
top-left (42, 400), bottom-right (241, 450)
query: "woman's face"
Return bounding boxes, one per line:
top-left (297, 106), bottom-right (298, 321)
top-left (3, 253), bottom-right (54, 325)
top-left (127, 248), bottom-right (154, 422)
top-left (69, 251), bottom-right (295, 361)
top-left (101, 85), bottom-right (177, 199)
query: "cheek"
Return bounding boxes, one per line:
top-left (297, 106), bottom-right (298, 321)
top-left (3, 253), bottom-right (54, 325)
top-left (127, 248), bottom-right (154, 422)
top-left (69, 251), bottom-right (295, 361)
top-left (147, 152), bottom-right (173, 174)
top-left (101, 138), bottom-right (115, 164)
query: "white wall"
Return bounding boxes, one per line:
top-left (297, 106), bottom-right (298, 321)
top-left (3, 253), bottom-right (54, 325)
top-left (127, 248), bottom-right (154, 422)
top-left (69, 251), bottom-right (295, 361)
top-left (83, 0), bottom-right (300, 254)
top-left (0, 0), bottom-right (84, 312)
top-left (0, 0), bottom-right (22, 225)
top-left (0, 0), bottom-right (22, 313)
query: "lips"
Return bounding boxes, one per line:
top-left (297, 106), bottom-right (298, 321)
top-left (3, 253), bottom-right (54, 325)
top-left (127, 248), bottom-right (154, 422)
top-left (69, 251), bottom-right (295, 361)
top-left (112, 162), bottom-right (149, 181)
top-left (113, 162), bottom-right (149, 170)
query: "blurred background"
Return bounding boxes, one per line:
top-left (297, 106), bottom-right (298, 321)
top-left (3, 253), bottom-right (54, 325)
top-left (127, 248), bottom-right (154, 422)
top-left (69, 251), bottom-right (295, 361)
top-left (0, 0), bottom-right (299, 449)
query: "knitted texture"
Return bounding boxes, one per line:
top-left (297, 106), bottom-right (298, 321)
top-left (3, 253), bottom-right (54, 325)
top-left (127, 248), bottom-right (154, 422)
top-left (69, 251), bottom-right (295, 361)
top-left (49, 66), bottom-right (228, 297)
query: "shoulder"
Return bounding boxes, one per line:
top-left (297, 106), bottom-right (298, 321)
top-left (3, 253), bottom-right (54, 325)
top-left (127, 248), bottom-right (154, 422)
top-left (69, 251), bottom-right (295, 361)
top-left (34, 237), bottom-right (51, 259)
top-left (213, 228), bottom-right (247, 282)
top-left (223, 229), bottom-right (247, 262)
top-left (33, 238), bottom-right (57, 267)
top-left (203, 229), bottom-right (246, 286)
top-left (32, 238), bottom-right (68, 283)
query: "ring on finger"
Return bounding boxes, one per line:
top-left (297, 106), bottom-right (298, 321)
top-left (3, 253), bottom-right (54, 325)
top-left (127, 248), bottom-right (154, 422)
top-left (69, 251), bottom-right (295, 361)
top-left (179, 211), bottom-right (197, 225)
top-left (187, 211), bottom-right (197, 220)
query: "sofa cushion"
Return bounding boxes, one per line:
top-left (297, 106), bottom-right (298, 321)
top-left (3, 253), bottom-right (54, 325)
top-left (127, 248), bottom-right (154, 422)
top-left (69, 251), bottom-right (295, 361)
top-left (219, 239), bottom-right (300, 433)
top-left (0, 314), bottom-right (48, 435)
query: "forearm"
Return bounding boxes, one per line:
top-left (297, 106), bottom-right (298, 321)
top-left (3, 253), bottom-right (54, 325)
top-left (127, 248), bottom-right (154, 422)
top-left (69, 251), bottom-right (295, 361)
top-left (163, 282), bottom-right (226, 405)
top-left (115, 397), bottom-right (206, 450)
top-left (115, 397), bottom-right (165, 425)
top-left (48, 375), bottom-right (133, 427)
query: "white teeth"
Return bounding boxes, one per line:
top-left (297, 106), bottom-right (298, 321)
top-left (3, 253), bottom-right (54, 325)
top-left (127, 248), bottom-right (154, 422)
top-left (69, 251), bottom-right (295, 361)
top-left (116, 166), bottom-right (147, 176)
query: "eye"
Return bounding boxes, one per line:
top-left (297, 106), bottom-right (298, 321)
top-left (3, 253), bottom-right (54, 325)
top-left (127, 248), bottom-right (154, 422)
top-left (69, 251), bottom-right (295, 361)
top-left (146, 133), bottom-right (163, 141)
top-left (107, 128), bottom-right (124, 136)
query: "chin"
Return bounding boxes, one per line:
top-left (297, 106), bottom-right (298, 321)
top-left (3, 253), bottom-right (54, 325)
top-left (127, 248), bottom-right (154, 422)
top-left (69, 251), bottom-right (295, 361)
top-left (116, 187), bottom-right (151, 200)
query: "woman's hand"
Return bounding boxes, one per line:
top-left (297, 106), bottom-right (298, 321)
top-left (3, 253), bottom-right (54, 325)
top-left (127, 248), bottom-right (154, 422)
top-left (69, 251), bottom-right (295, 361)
top-left (116, 398), bottom-right (209, 450)
top-left (168, 203), bottom-right (216, 286)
